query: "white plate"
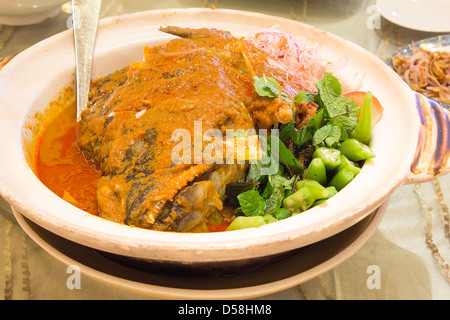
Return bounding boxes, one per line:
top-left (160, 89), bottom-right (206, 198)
top-left (12, 200), bottom-right (388, 299)
top-left (377, 0), bottom-right (450, 32)
top-left (0, 0), bottom-right (67, 26)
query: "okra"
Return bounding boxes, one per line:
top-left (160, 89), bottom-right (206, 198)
top-left (282, 186), bottom-right (315, 213)
top-left (296, 179), bottom-right (329, 200)
top-left (263, 214), bottom-right (279, 224)
top-left (335, 154), bottom-right (361, 176)
top-left (329, 167), bottom-right (355, 191)
top-left (325, 186), bottom-right (338, 198)
top-left (339, 138), bottom-right (374, 162)
top-left (226, 216), bottom-right (266, 231)
top-left (312, 186), bottom-right (338, 206)
top-left (305, 157), bottom-right (327, 186)
top-left (350, 91), bottom-right (373, 145)
top-left (312, 147), bottom-right (341, 171)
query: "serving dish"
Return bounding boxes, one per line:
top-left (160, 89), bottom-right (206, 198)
top-left (377, 0), bottom-right (450, 33)
top-left (0, 8), bottom-right (448, 270)
top-left (11, 201), bottom-right (388, 299)
top-left (386, 34), bottom-right (450, 110)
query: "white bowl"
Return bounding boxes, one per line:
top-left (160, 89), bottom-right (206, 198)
top-left (0, 0), bottom-right (67, 25)
top-left (0, 8), bottom-right (448, 269)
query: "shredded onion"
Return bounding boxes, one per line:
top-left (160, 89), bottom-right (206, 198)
top-left (246, 27), bottom-right (339, 93)
top-left (392, 45), bottom-right (450, 104)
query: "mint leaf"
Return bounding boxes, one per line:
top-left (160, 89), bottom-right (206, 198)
top-left (274, 207), bottom-right (291, 220)
top-left (306, 108), bottom-right (324, 130)
top-left (263, 174), bottom-right (295, 214)
top-left (247, 161), bottom-right (264, 182)
top-left (313, 123), bottom-right (342, 147)
top-left (316, 72), bottom-right (342, 100)
top-left (279, 120), bottom-right (296, 142)
top-left (246, 135), bottom-right (270, 183)
top-left (325, 125), bottom-right (342, 146)
top-left (329, 97), bottom-right (360, 131)
top-left (280, 92), bottom-right (292, 103)
top-left (294, 91), bottom-right (311, 103)
top-left (265, 192), bottom-right (283, 214)
top-left (254, 74), bottom-right (280, 98)
top-left (237, 189), bottom-right (266, 217)
top-left (225, 182), bottom-right (260, 209)
top-left (293, 126), bottom-right (314, 147)
top-left (316, 73), bottom-right (360, 132)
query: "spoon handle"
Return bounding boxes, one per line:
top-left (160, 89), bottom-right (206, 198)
top-left (72, 0), bottom-right (102, 121)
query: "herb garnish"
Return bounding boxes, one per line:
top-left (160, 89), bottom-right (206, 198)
top-left (225, 73), bottom-right (376, 231)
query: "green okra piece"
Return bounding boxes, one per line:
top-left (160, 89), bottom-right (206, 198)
top-left (226, 216), bottom-right (266, 231)
top-left (312, 147), bottom-right (341, 171)
top-left (329, 167), bottom-right (356, 191)
top-left (263, 214), bottom-right (279, 224)
top-left (325, 185), bottom-right (338, 197)
top-left (296, 179), bottom-right (329, 200)
top-left (305, 157), bottom-right (328, 186)
top-left (282, 186), bottom-right (316, 213)
top-left (339, 138), bottom-right (374, 162)
top-left (350, 91), bottom-right (372, 145)
top-left (312, 186), bottom-right (338, 207)
top-left (335, 154), bottom-right (361, 176)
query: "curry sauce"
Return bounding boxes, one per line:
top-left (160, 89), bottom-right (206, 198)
top-left (35, 106), bottom-right (100, 215)
top-left (34, 104), bottom-right (235, 231)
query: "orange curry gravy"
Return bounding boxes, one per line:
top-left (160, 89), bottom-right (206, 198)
top-left (35, 106), bottom-right (101, 215)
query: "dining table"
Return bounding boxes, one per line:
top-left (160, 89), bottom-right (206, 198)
top-left (0, 0), bottom-right (449, 300)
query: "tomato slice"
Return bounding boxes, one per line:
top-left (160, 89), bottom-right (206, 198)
top-left (343, 91), bottom-right (384, 126)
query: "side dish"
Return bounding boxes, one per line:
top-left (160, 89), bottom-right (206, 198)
top-left (392, 47), bottom-right (450, 104)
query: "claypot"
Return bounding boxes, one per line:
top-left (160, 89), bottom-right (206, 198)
top-left (0, 9), bottom-right (448, 270)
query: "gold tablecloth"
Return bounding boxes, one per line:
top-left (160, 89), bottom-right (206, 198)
top-left (0, 0), bottom-right (449, 300)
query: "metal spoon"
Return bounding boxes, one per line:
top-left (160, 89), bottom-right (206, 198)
top-left (72, 0), bottom-right (102, 121)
